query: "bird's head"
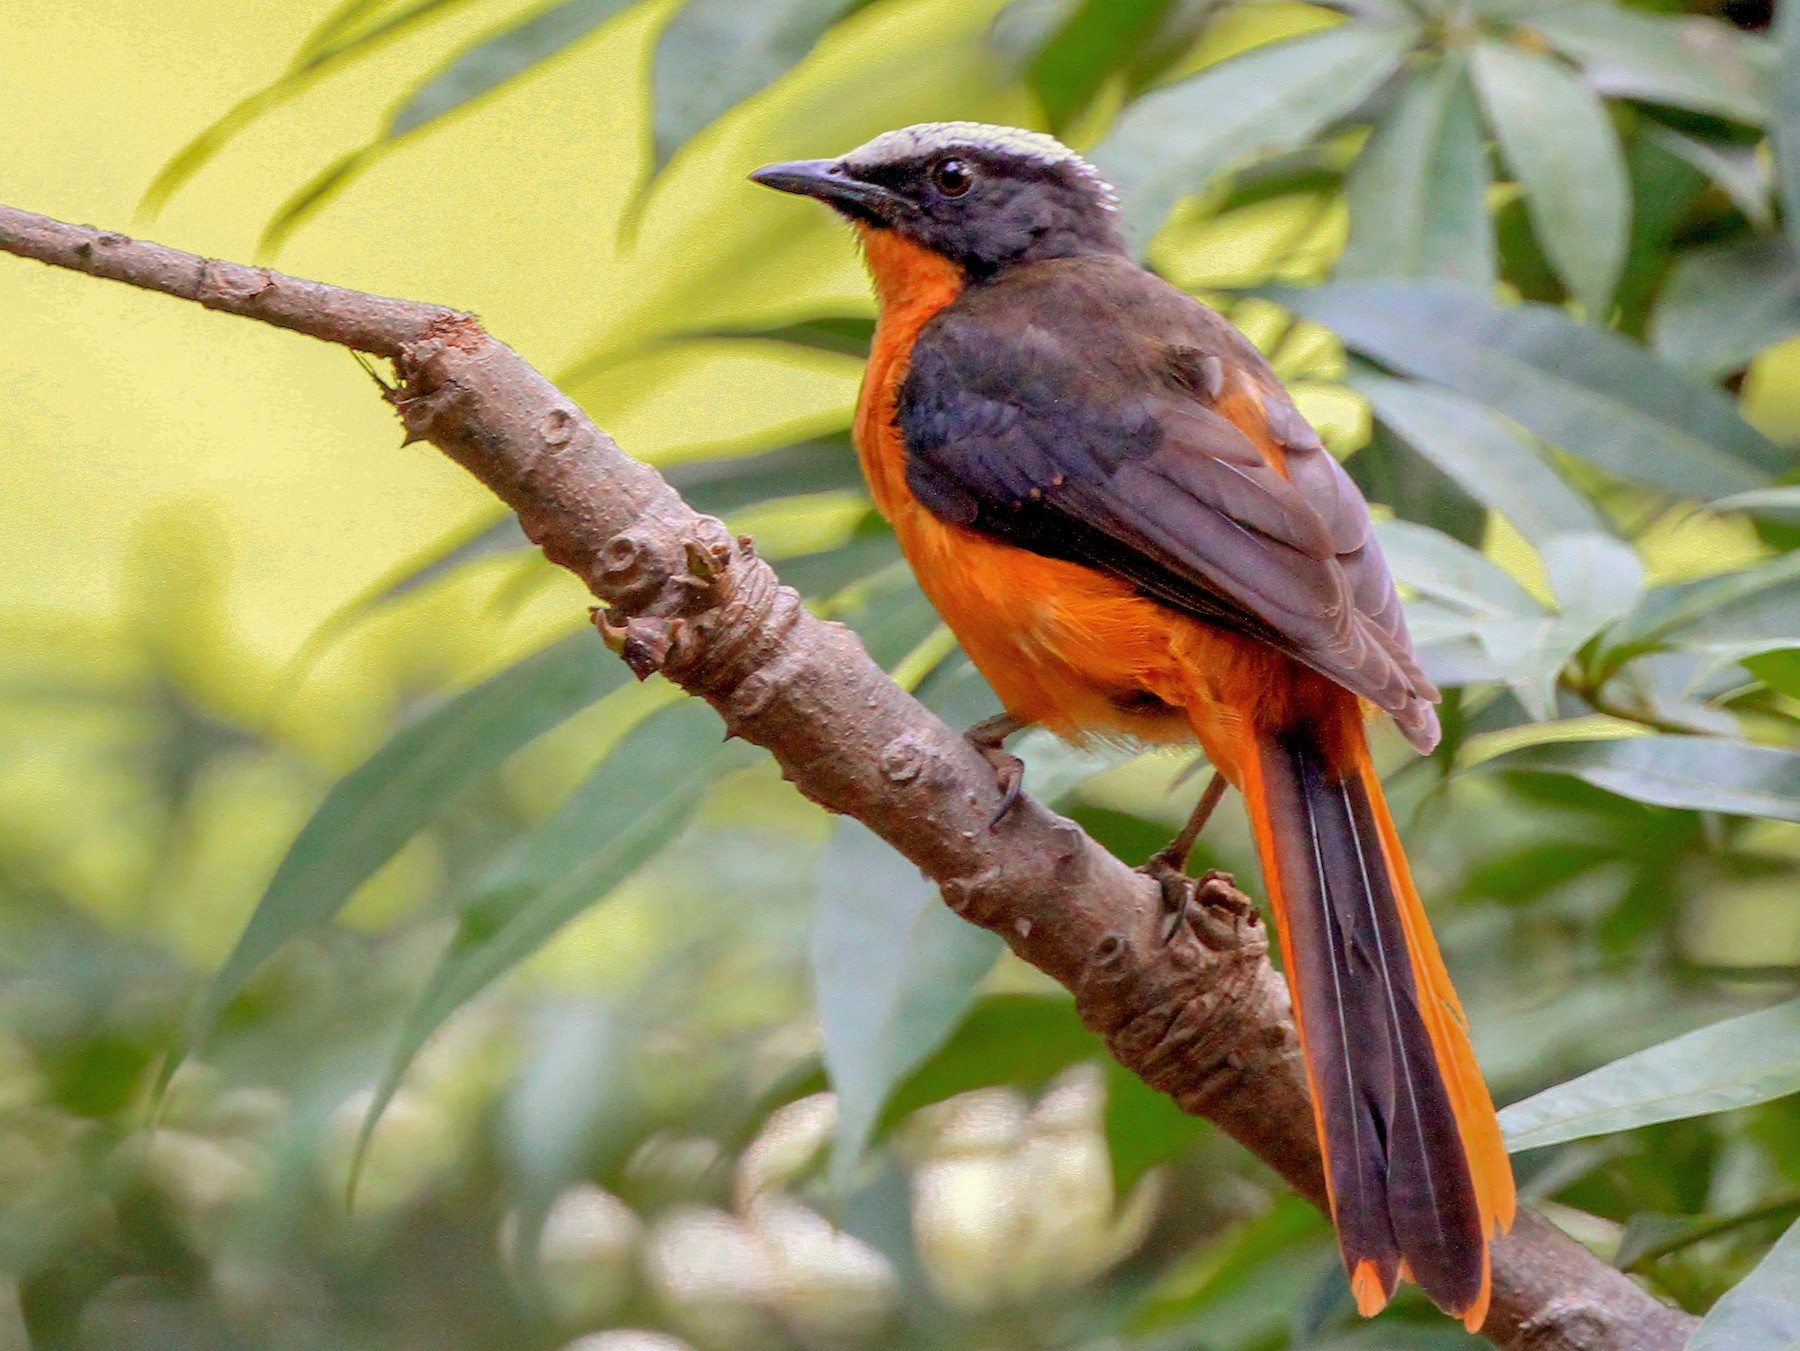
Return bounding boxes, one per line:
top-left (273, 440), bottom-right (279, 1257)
top-left (751, 122), bottom-right (1127, 281)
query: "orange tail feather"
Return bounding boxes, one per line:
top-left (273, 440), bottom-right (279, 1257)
top-left (1226, 712), bottom-right (1514, 1331)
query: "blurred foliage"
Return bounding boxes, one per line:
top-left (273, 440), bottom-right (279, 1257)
top-left (8, 0), bottom-right (1800, 1346)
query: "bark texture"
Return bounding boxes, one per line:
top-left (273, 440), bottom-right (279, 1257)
top-left (0, 203), bottom-right (1696, 1351)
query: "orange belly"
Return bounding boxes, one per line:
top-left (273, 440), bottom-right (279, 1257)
top-left (849, 225), bottom-right (1360, 781)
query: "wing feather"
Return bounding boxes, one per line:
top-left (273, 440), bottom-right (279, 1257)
top-left (897, 257), bottom-right (1440, 749)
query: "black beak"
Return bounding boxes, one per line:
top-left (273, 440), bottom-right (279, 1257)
top-left (750, 158), bottom-right (899, 218)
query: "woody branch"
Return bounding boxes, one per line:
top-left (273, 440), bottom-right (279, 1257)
top-left (0, 202), bottom-right (1695, 1351)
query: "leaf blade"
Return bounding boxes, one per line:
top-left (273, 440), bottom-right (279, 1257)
top-left (651, 0), bottom-right (865, 172)
top-left (1690, 1214), bottom-right (1800, 1351)
top-left (191, 633), bottom-right (626, 1051)
top-left (1354, 373), bottom-right (1600, 543)
top-left (1338, 55), bottom-right (1495, 290)
top-left (1499, 998), bottom-right (1800, 1152)
top-left (387, 0), bottom-right (638, 138)
top-left (1268, 281), bottom-right (1791, 497)
top-left (1471, 40), bottom-right (1630, 318)
top-left (359, 699), bottom-right (756, 1163)
top-left (814, 818), bottom-right (1003, 1189)
top-left (1526, 4), bottom-right (1768, 124)
top-left (1092, 20), bottom-right (1418, 246)
top-left (1486, 736), bottom-right (1800, 823)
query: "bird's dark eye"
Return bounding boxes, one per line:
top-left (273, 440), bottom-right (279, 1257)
top-left (932, 158), bottom-right (972, 197)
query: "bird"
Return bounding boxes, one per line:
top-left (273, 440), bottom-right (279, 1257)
top-left (751, 122), bottom-right (1515, 1330)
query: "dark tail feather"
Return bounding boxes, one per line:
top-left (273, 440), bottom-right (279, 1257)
top-left (1242, 726), bottom-right (1505, 1328)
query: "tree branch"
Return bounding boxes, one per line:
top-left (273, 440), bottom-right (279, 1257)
top-left (0, 203), bottom-right (1695, 1351)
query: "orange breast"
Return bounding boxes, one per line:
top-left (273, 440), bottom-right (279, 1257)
top-left (850, 227), bottom-right (1343, 778)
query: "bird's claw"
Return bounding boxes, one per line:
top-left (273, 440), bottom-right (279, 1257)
top-left (964, 713), bottom-right (1027, 830)
top-left (978, 744), bottom-right (1025, 829)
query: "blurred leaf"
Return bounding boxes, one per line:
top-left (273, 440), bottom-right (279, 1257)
top-left (258, 146), bottom-right (382, 257)
top-left (187, 634), bottom-right (624, 1060)
top-left (1619, 1194), bottom-right (1800, 1271)
top-left (1345, 416), bottom-right (1486, 545)
top-left (664, 432), bottom-right (865, 515)
top-left (140, 0), bottom-right (474, 217)
top-left (1487, 736), bottom-right (1800, 822)
top-left (676, 316), bottom-right (874, 359)
top-left (1500, 998), bottom-right (1800, 1152)
top-left (1780, 0), bottom-right (1800, 258)
top-left (1644, 124), bottom-right (1771, 230)
top-left (1746, 649), bottom-right (1800, 699)
top-left (1375, 519), bottom-right (1544, 619)
top-left (993, 0), bottom-right (1223, 113)
top-left (1106, 1062), bottom-right (1207, 1194)
top-left (778, 525), bottom-right (904, 600)
top-left (1714, 486), bottom-right (1800, 522)
top-left (389, 0), bottom-right (639, 138)
top-left (813, 818), bottom-right (1002, 1189)
top-left (359, 699), bottom-right (756, 1167)
top-left (1094, 20), bottom-right (1418, 246)
top-left (1375, 518), bottom-right (1576, 705)
top-left (1608, 552), bottom-right (1800, 673)
top-left (1690, 1214), bottom-right (1800, 1348)
top-left (882, 994), bottom-right (1099, 1128)
top-left (1653, 234), bottom-right (1800, 379)
top-left (650, 0), bottom-right (869, 172)
top-left (258, 0), bottom-right (638, 251)
top-left (1337, 55), bottom-right (1494, 290)
top-left (1354, 373), bottom-right (1600, 543)
top-left (502, 999), bottom-right (628, 1202)
top-left (1525, 5), bottom-right (1768, 124)
top-left (1471, 40), bottom-right (1629, 318)
top-left (1267, 282), bottom-right (1789, 497)
top-left (370, 514), bottom-right (532, 609)
top-left (1025, 0), bottom-right (1161, 130)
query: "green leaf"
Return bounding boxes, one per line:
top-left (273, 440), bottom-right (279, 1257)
top-left (1486, 736), bottom-right (1800, 823)
top-left (1609, 552), bottom-right (1800, 672)
top-left (140, 0), bottom-right (473, 218)
top-left (501, 1000), bottom-right (629, 1201)
top-left (675, 316), bottom-right (874, 360)
top-left (777, 527), bottom-right (903, 600)
top-left (370, 514), bottom-right (532, 608)
top-left (650, 0), bottom-right (867, 172)
top-left (1689, 1215), bottom-right (1800, 1349)
top-left (1016, 0), bottom-right (1178, 133)
top-left (358, 699), bottom-right (755, 1168)
top-left (1471, 40), bottom-right (1629, 318)
top-left (1092, 20), bottom-right (1418, 247)
top-left (1338, 55), bottom-right (1494, 290)
top-left (1354, 373), bottom-right (1601, 543)
top-left (190, 634), bottom-right (625, 1057)
top-left (1266, 281), bottom-right (1790, 497)
top-left (258, 146), bottom-right (382, 257)
top-left (1526, 5), bottom-right (1768, 125)
top-left (388, 0), bottom-right (639, 138)
top-left (663, 432), bottom-right (866, 516)
top-left (1779, 0), bottom-right (1800, 258)
top-left (1379, 523), bottom-right (1638, 716)
top-left (882, 994), bottom-right (1099, 1128)
top-left (1653, 234), bottom-right (1800, 379)
top-left (1376, 519), bottom-right (1544, 619)
top-left (1643, 124), bottom-right (1772, 230)
top-left (1500, 998), bottom-right (1800, 1151)
top-left (1714, 486), bottom-right (1800, 522)
top-left (813, 819), bottom-right (1002, 1189)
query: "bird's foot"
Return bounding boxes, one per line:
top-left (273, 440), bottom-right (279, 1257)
top-left (965, 712), bottom-right (1027, 830)
top-left (1143, 855), bottom-right (1245, 946)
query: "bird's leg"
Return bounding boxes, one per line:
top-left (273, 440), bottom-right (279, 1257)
top-left (965, 711), bottom-right (1028, 829)
top-left (1143, 772), bottom-right (1228, 937)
